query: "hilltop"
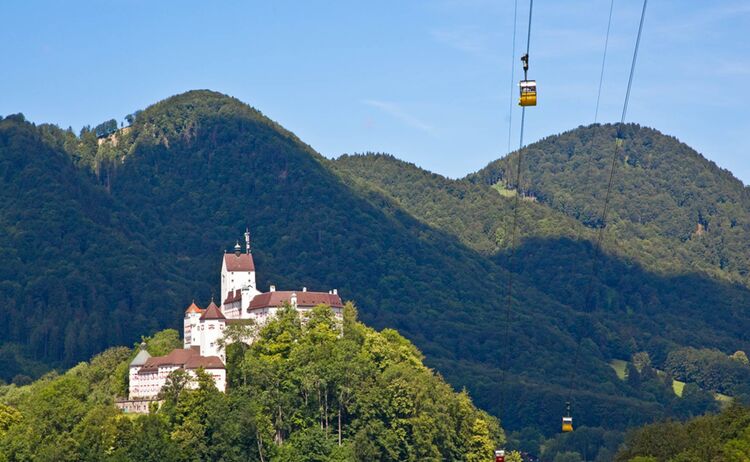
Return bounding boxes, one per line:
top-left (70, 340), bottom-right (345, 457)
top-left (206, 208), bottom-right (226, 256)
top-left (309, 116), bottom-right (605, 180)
top-left (0, 305), bottom-right (502, 460)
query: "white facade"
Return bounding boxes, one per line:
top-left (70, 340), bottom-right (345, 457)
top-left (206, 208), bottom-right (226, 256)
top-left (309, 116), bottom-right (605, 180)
top-left (199, 315), bottom-right (226, 362)
top-left (128, 361), bottom-right (226, 400)
top-left (220, 261), bottom-right (259, 310)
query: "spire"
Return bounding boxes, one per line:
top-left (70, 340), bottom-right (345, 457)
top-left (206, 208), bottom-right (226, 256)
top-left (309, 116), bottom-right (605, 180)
top-left (245, 228), bottom-right (252, 254)
top-left (234, 240), bottom-right (242, 256)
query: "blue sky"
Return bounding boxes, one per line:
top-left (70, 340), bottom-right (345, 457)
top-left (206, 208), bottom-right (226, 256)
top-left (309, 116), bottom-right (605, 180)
top-left (1, 1), bottom-right (748, 184)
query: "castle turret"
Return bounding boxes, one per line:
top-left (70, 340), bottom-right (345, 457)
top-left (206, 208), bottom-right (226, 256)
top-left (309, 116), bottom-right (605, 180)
top-left (128, 343), bottom-right (151, 399)
top-left (183, 301), bottom-right (203, 348)
top-left (199, 300), bottom-right (226, 362)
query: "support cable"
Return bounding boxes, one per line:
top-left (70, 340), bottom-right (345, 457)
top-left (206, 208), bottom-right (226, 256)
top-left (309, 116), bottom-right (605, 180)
top-left (565, 0), bottom-right (648, 416)
top-left (507, 0), bottom-right (519, 155)
top-left (499, 0), bottom-right (534, 420)
top-left (594, 0), bottom-right (616, 123)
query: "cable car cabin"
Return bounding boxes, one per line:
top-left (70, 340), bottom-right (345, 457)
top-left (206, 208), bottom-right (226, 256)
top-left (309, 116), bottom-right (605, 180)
top-left (494, 449), bottom-right (506, 462)
top-left (562, 416), bottom-right (574, 433)
top-left (519, 80), bottom-right (537, 106)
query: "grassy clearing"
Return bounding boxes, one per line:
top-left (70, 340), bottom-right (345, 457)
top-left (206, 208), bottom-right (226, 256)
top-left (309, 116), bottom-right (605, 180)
top-left (610, 359), bottom-right (628, 380)
top-left (609, 359), bottom-right (731, 403)
top-left (492, 183), bottom-right (517, 198)
top-left (672, 379), bottom-right (685, 397)
top-left (714, 393), bottom-right (733, 408)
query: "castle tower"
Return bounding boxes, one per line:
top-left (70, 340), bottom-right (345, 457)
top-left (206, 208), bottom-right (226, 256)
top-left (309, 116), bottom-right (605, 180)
top-left (220, 231), bottom-right (260, 317)
top-left (183, 301), bottom-right (203, 348)
top-left (128, 343), bottom-right (151, 399)
top-left (199, 300), bottom-right (227, 362)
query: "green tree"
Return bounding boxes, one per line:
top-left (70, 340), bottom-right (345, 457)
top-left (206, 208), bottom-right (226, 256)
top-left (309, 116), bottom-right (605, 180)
top-left (466, 418), bottom-right (495, 462)
top-left (144, 329), bottom-right (183, 357)
top-left (0, 403), bottom-right (21, 434)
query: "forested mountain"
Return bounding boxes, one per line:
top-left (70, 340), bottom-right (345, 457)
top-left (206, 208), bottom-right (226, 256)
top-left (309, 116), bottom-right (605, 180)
top-left (468, 123), bottom-right (750, 286)
top-left (0, 91), bottom-right (748, 443)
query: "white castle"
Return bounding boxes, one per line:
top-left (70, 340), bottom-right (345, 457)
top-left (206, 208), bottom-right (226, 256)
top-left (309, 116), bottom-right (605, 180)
top-left (118, 231), bottom-right (343, 412)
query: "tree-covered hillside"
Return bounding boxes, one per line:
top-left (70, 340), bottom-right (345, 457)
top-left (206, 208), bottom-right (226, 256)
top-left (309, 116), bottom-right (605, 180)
top-left (615, 403), bottom-right (750, 461)
top-left (0, 115), bottom-right (196, 379)
top-left (0, 305), bottom-right (502, 461)
top-left (332, 150), bottom-right (750, 413)
top-left (468, 123), bottom-right (750, 286)
top-left (0, 91), bottom-right (748, 439)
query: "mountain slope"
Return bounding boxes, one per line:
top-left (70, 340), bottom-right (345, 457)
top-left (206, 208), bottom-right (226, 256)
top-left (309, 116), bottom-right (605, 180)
top-left (469, 123), bottom-right (750, 286)
top-left (332, 153), bottom-right (590, 254)
top-left (0, 116), bottom-right (196, 375)
top-left (1, 92), bottom-right (748, 437)
top-left (331, 149), bottom-right (750, 431)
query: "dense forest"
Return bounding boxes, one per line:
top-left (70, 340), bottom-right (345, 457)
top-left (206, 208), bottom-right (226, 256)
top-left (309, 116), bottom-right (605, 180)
top-left (467, 123), bottom-right (750, 287)
top-left (0, 305), bottom-right (503, 461)
top-left (615, 404), bottom-right (750, 461)
top-left (0, 90), bottom-right (748, 443)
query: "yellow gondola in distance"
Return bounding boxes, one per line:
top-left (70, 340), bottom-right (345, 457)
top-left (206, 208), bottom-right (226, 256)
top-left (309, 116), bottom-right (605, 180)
top-left (519, 80), bottom-right (537, 106)
top-left (562, 416), bottom-right (574, 432)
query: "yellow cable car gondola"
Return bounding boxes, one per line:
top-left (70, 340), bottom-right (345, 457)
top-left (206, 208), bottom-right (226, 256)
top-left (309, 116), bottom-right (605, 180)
top-left (518, 53), bottom-right (537, 107)
top-left (562, 416), bottom-right (574, 432)
top-left (562, 401), bottom-right (574, 432)
top-left (519, 80), bottom-right (537, 106)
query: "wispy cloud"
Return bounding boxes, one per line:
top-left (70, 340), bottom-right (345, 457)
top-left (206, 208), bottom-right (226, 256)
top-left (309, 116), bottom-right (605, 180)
top-left (362, 99), bottom-right (435, 134)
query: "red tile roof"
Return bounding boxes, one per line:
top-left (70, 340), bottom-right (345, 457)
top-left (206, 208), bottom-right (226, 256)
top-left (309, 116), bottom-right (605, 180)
top-left (201, 301), bottom-right (226, 321)
top-left (137, 347), bottom-right (225, 374)
top-left (138, 348), bottom-right (199, 373)
top-left (184, 301), bottom-right (204, 314)
top-left (185, 356), bottom-right (225, 369)
top-left (224, 253), bottom-right (255, 272)
top-left (223, 289), bottom-right (242, 304)
top-left (248, 291), bottom-right (343, 310)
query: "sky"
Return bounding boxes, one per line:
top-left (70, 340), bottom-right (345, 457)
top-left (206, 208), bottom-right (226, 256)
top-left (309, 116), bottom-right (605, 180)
top-left (1, 1), bottom-right (748, 184)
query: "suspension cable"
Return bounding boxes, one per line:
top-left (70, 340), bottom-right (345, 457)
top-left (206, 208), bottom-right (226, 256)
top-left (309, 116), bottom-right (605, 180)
top-left (507, 0), bottom-right (519, 155)
top-left (565, 0), bottom-right (649, 413)
top-left (594, 0), bottom-right (615, 123)
top-left (499, 0), bottom-right (534, 421)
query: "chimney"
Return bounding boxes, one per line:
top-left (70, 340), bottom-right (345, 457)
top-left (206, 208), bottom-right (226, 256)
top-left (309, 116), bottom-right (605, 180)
top-left (302, 287), bottom-right (307, 292)
top-left (333, 289), bottom-right (338, 295)
top-left (270, 285), bottom-right (276, 292)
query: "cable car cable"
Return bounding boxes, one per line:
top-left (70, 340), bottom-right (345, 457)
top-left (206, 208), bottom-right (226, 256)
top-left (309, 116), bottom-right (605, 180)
top-left (564, 0), bottom-right (619, 295)
top-left (507, 0), bottom-right (519, 155)
top-left (498, 0), bottom-right (534, 420)
top-left (594, 0), bottom-right (615, 124)
top-left (563, 0), bottom-right (649, 427)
